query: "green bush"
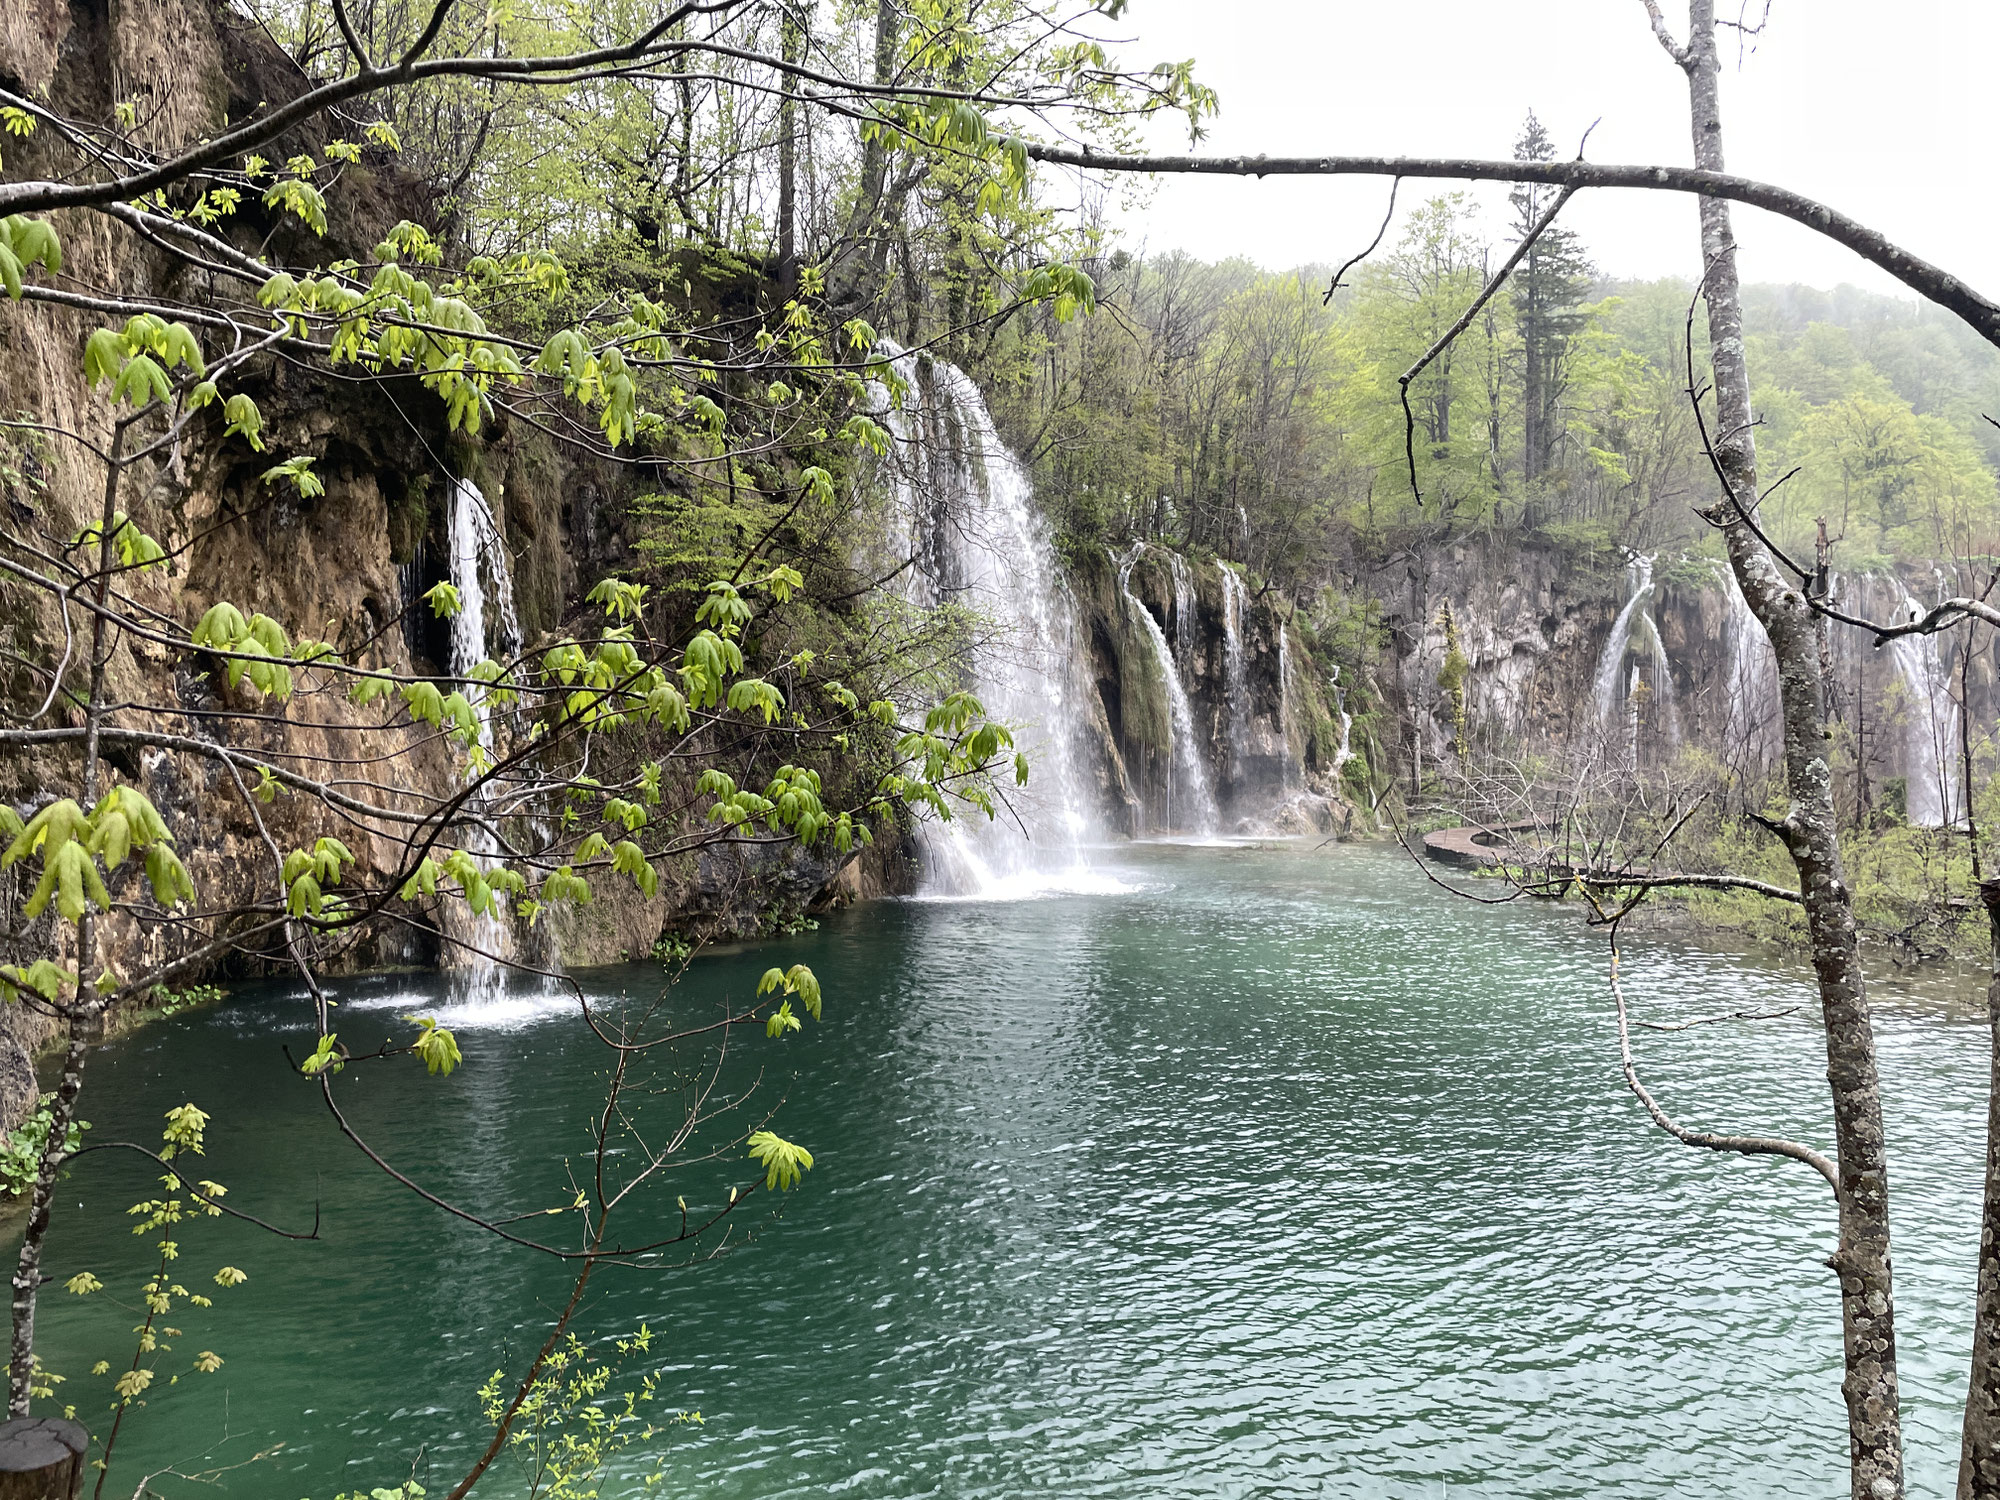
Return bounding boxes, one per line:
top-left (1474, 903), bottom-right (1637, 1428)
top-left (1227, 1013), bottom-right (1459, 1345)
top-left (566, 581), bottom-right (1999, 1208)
top-left (0, 1094), bottom-right (86, 1199)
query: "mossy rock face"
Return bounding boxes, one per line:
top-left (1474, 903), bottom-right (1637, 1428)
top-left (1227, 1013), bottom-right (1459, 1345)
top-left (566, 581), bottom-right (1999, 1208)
top-left (1281, 628), bottom-right (1346, 774)
top-left (386, 473), bottom-right (430, 566)
top-left (1051, 542), bottom-right (1369, 832)
top-left (501, 435), bottom-right (569, 641)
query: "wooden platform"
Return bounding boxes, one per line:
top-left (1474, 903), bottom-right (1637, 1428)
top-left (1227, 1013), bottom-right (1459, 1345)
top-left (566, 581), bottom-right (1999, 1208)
top-left (1419, 821), bottom-right (1544, 870)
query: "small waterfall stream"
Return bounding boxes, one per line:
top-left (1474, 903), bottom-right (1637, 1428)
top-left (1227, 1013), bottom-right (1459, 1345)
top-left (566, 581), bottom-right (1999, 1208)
top-left (447, 476), bottom-right (522, 687)
top-left (1166, 550), bottom-right (1201, 683)
top-left (1592, 553), bottom-right (1681, 762)
top-left (1218, 564), bottom-right (1251, 794)
top-left (1328, 663), bottom-right (1354, 776)
top-left (1117, 543), bottom-right (1220, 835)
top-left (1720, 565), bottom-right (1780, 769)
top-left (1277, 619), bottom-right (1300, 795)
top-left (443, 477), bottom-right (526, 997)
top-left (877, 349), bottom-right (1106, 895)
top-left (1883, 579), bottom-right (1961, 827)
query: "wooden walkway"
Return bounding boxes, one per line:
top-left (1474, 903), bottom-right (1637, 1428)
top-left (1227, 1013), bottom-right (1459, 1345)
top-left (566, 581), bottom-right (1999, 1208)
top-left (1419, 821), bottom-right (1543, 870)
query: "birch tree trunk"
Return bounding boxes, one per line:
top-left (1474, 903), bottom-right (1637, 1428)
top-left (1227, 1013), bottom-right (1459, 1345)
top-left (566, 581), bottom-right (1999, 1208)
top-left (1665, 5), bottom-right (1904, 1494)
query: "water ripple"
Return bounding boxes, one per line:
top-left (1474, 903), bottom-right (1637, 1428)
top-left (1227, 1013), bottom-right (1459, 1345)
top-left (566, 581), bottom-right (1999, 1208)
top-left (23, 842), bottom-right (1992, 1497)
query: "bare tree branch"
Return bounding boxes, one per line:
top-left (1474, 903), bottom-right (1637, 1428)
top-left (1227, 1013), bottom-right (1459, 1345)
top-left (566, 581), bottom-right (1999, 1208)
top-left (1019, 146), bottom-right (2000, 350)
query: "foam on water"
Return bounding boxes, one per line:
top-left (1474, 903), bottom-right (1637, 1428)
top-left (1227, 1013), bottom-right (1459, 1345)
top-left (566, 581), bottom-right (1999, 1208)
top-left (906, 864), bottom-right (1152, 903)
top-left (337, 980), bottom-right (574, 1031)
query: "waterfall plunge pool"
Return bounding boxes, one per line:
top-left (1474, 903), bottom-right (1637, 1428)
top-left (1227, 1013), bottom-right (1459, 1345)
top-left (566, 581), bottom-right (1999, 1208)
top-left (25, 842), bottom-right (1992, 1498)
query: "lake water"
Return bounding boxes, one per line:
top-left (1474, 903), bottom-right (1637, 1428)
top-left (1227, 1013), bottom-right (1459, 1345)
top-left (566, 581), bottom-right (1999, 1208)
top-left (25, 841), bottom-right (1996, 1498)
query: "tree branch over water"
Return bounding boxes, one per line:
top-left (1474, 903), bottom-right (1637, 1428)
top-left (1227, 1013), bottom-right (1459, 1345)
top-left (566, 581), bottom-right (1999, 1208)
top-left (1596, 901), bottom-right (1839, 1192)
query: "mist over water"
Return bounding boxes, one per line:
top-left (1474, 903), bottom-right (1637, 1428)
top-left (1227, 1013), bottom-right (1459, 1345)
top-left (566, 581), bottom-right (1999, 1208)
top-left (26, 844), bottom-right (1994, 1498)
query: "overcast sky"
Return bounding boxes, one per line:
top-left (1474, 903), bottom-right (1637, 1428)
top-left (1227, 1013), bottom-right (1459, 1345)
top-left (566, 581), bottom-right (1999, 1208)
top-left (1088, 0), bottom-right (1996, 300)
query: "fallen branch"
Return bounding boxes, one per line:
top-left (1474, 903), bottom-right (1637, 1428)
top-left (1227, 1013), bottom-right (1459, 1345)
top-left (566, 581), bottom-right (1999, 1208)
top-left (1635, 1006), bottom-right (1800, 1031)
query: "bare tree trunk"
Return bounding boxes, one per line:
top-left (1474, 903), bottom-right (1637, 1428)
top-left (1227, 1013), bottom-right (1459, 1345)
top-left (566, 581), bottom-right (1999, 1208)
top-left (828, 0), bottom-right (899, 309)
top-left (1523, 289), bottom-right (1545, 487)
top-left (1962, 629), bottom-right (1981, 879)
top-left (1856, 649), bottom-right (1871, 826)
top-left (1661, 5), bottom-right (1904, 1495)
top-left (8, 425), bottom-right (128, 1414)
top-left (775, 1), bottom-right (804, 294)
top-left (1965, 882), bottom-right (2000, 1498)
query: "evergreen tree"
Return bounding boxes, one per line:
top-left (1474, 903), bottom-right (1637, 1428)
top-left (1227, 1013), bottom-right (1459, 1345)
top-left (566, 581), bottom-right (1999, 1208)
top-left (1509, 113), bottom-right (1596, 501)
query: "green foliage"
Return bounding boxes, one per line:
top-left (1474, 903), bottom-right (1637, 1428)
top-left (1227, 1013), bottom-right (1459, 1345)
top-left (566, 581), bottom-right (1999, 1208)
top-left (261, 455), bottom-right (324, 499)
top-left (0, 1095), bottom-right (86, 1198)
top-left (56, 1105), bottom-right (245, 1422)
top-left (475, 1328), bottom-right (692, 1499)
top-left (4, 799), bottom-right (110, 923)
top-left (148, 982), bottom-right (223, 1018)
top-left (83, 315), bottom-right (203, 409)
top-left (192, 601), bottom-right (296, 699)
top-left (0, 958), bottom-right (75, 1006)
top-left (0, 214), bottom-right (61, 300)
top-left (995, 203), bottom-right (2000, 589)
top-left (408, 1017), bottom-right (464, 1077)
top-left (746, 1130), bottom-right (814, 1192)
top-left (0, 107), bottom-right (37, 178)
top-left (299, 1034), bottom-right (344, 1076)
top-left (70, 510), bottom-right (165, 571)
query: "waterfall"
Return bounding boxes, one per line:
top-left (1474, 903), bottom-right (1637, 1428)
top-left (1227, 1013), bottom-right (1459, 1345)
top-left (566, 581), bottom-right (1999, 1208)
top-left (1116, 543), bottom-right (1219, 835)
top-left (876, 348), bottom-right (1108, 896)
top-left (1217, 563), bottom-right (1251, 792)
top-left (447, 476), bottom-right (522, 684)
top-left (1882, 580), bottom-right (1961, 827)
top-left (1276, 617), bottom-right (1299, 794)
top-left (398, 542), bottom-right (428, 664)
top-left (1720, 564), bottom-right (1780, 770)
top-left (1592, 553), bottom-right (1681, 758)
top-left (1166, 550), bottom-right (1201, 679)
top-left (443, 477), bottom-right (526, 997)
top-left (1328, 663), bottom-right (1354, 776)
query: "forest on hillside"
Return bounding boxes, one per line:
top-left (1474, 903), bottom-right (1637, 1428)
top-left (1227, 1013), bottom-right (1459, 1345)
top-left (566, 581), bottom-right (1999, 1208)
top-left (997, 196), bottom-right (2000, 590)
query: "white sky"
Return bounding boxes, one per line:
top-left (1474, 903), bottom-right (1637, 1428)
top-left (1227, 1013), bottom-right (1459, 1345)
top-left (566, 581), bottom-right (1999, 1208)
top-left (1095, 0), bottom-right (1998, 300)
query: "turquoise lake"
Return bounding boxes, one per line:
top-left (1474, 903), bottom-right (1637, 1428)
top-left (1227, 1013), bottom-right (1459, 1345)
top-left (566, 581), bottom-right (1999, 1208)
top-left (25, 841), bottom-right (1995, 1498)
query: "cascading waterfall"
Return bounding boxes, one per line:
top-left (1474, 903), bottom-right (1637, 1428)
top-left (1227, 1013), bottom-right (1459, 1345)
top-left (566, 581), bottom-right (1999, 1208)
top-left (1592, 552), bottom-right (1681, 761)
top-left (1328, 663), bottom-right (1354, 776)
top-left (1166, 549), bottom-right (1201, 682)
top-left (1217, 564), bottom-right (1251, 792)
top-left (1277, 619), bottom-right (1299, 794)
top-left (447, 477), bottom-right (523, 686)
top-left (444, 477), bottom-right (526, 996)
top-left (876, 347), bottom-right (1106, 896)
top-left (1720, 564), bottom-right (1780, 769)
top-left (1882, 579), bottom-right (1961, 827)
top-left (1116, 543), bottom-right (1219, 835)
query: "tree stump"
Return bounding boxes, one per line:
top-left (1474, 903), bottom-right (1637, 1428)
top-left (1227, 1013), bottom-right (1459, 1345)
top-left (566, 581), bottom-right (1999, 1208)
top-left (0, 1419), bottom-right (87, 1500)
